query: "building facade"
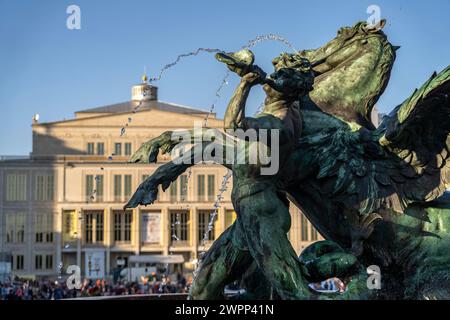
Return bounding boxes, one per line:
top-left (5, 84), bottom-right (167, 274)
top-left (0, 80), bottom-right (323, 279)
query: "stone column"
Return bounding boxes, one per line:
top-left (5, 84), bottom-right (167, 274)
top-left (76, 208), bottom-right (82, 270)
top-left (55, 209), bottom-right (62, 275)
top-left (134, 208), bottom-right (141, 255)
top-left (191, 207), bottom-right (198, 255)
top-left (161, 208), bottom-right (169, 255)
top-left (105, 207), bottom-right (112, 275)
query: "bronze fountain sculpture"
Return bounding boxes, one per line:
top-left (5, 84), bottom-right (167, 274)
top-left (125, 20), bottom-right (450, 300)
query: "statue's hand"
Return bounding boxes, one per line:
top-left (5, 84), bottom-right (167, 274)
top-left (124, 174), bottom-right (165, 209)
top-left (241, 66), bottom-right (266, 86)
top-left (128, 131), bottom-right (176, 163)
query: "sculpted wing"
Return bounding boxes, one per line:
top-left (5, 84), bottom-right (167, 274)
top-left (379, 66), bottom-right (450, 202)
top-left (299, 66), bottom-right (450, 215)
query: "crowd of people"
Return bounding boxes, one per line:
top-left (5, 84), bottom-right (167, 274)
top-left (0, 272), bottom-right (192, 300)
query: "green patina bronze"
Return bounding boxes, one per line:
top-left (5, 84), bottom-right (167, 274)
top-left (125, 20), bottom-right (450, 300)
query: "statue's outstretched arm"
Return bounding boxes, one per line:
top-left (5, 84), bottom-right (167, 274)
top-left (125, 142), bottom-right (208, 209)
top-left (129, 128), bottom-right (222, 164)
top-left (125, 137), bottom-right (233, 209)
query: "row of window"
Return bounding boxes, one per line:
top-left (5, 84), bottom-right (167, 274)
top-left (5, 171), bottom-right (218, 203)
top-left (5, 174), bottom-right (54, 202)
top-left (4, 172), bottom-right (217, 203)
top-left (62, 210), bottom-right (236, 246)
top-left (35, 254), bottom-right (54, 270)
top-left (85, 174), bottom-right (133, 202)
top-left (4, 211), bottom-right (319, 245)
top-left (11, 254), bottom-right (53, 271)
top-left (87, 174), bottom-right (217, 202)
top-left (4, 212), bottom-right (53, 244)
top-left (87, 142), bottom-right (132, 156)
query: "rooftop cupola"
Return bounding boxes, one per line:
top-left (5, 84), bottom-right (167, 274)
top-left (131, 73), bottom-right (157, 101)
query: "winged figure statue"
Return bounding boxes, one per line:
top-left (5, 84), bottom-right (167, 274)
top-left (125, 20), bottom-right (450, 300)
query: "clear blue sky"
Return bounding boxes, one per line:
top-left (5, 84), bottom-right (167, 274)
top-left (0, 0), bottom-right (449, 155)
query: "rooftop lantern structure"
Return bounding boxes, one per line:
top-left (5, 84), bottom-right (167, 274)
top-left (131, 73), bottom-right (158, 101)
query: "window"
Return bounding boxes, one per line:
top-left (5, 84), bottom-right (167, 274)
top-left (97, 142), bottom-right (105, 155)
top-left (114, 143), bottom-right (122, 156)
top-left (169, 175), bottom-right (188, 203)
top-left (95, 213), bottom-right (104, 243)
top-left (5, 212), bottom-right (26, 243)
top-left (125, 143), bottom-right (132, 156)
top-left (35, 174), bottom-right (54, 201)
top-left (207, 175), bottom-right (215, 201)
top-left (124, 175), bottom-right (132, 198)
top-left (35, 213), bottom-right (53, 243)
top-left (85, 213), bottom-right (93, 243)
top-left (113, 175), bottom-right (131, 201)
top-left (6, 174), bottom-right (27, 201)
top-left (95, 175), bottom-right (104, 201)
top-left (170, 211), bottom-right (189, 245)
top-left (35, 255), bottom-right (43, 270)
top-left (196, 174), bottom-right (215, 202)
top-left (300, 214), bottom-right (309, 241)
top-left (114, 175), bottom-right (122, 201)
top-left (197, 175), bottom-right (205, 201)
top-left (14, 255), bottom-right (24, 271)
top-left (87, 142), bottom-right (95, 155)
top-left (84, 211), bottom-right (104, 244)
top-left (86, 175), bottom-right (103, 202)
top-left (36, 254), bottom-right (53, 270)
top-left (114, 213), bottom-right (121, 242)
top-left (86, 175), bottom-right (94, 201)
top-left (45, 255), bottom-right (53, 270)
top-left (113, 210), bottom-right (133, 243)
top-left (198, 210), bottom-right (215, 242)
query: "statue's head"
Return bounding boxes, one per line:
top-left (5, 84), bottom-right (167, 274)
top-left (297, 19), bottom-right (390, 71)
top-left (275, 20), bottom-right (396, 127)
top-left (264, 57), bottom-right (314, 101)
